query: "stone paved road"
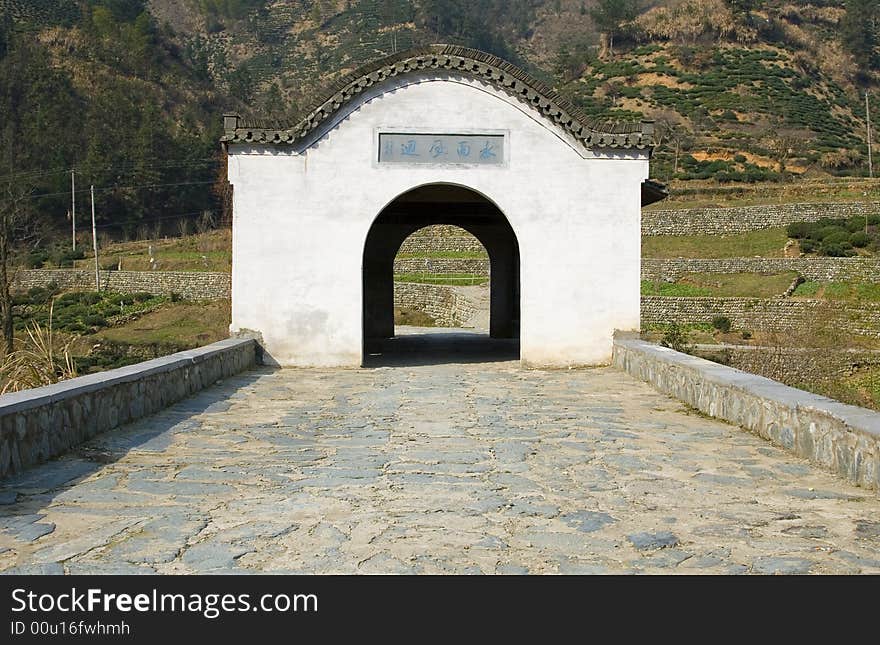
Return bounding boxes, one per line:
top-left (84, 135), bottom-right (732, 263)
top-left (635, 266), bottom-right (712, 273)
top-left (2, 353), bottom-right (880, 574)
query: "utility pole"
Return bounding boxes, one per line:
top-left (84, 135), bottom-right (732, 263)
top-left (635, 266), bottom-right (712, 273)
top-left (90, 185), bottom-right (99, 291)
top-left (70, 169), bottom-right (76, 250)
top-left (868, 92), bottom-right (874, 180)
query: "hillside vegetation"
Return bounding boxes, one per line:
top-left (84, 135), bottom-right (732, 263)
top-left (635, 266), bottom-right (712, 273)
top-left (0, 0), bottom-right (878, 250)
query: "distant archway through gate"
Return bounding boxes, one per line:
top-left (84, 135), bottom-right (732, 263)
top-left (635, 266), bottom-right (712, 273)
top-left (362, 184), bottom-right (520, 365)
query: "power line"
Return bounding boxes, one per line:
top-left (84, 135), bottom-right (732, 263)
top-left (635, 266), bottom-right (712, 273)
top-left (93, 210), bottom-right (212, 230)
top-left (27, 179), bottom-right (218, 201)
top-left (0, 157), bottom-right (223, 183)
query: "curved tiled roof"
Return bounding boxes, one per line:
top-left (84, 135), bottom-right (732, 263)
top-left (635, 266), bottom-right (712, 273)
top-left (221, 44), bottom-right (655, 150)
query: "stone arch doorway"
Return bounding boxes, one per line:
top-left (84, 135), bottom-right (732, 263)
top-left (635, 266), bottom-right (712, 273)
top-left (362, 183), bottom-right (520, 365)
top-left (394, 224), bottom-right (490, 329)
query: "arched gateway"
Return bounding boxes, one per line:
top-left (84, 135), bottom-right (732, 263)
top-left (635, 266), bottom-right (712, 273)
top-left (222, 45), bottom-right (666, 367)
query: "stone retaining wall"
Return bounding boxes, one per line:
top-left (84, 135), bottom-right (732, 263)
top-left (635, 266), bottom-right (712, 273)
top-left (643, 202), bottom-right (879, 236)
top-left (394, 282), bottom-right (477, 327)
top-left (641, 257), bottom-right (880, 284)
top-left (641, 296), bottom-right (880, 336)
top-left (0, 338), bottom-right (257, 479)
top-left (394, 258), bottom-right (490, 275)
top-left (612, 336), bottom-right (880, 491)
top-left (13, 270), bottom-right (231, 300)
top-left (398, 225), bottom-right (487, 255)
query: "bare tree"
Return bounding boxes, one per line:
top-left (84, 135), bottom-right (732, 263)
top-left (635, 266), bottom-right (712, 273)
top-left (0, 178), bottom-right (38, 355)
top-left (760, 118), bottom-right (813, 174)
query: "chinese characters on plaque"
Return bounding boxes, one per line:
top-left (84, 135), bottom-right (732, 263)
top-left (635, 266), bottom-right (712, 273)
top-left (378, 133), bottom-right (505, 165)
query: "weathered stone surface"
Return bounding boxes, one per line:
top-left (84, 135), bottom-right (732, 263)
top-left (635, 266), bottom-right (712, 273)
top-left (613, 337), bottom-right (880, 491)
top-left (0, 339), bottom-right (258, 479)
top-left (751, 556), bottom-right (814, 575)
top-left (641, 296), bottom-right (880, 338)
top-left (13, 270), bottom-right (230, 300)
top-left (627, 531), bottom-right (680, 551)
top-left (3, 358), bottom-right (880, 574)
top-left (643, 257), bottom-right (880, 285)
top-left (643, 201), bottom-right (880, 236)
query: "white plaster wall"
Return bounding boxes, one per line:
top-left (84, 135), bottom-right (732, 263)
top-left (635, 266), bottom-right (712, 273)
top-left (228, 75), bottom-right (648, 367)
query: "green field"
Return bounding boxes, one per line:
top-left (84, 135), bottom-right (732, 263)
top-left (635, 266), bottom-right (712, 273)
top-left (72, 230), bottom-right (232, 273)
top-left (642, 228), bottom-right (789, 258)
top-left (792, 281), bottom-right (880, 302)
top-left (394, 273), bottom-right (488, 286)
top-left (642, 272), bottom-right (797, 298)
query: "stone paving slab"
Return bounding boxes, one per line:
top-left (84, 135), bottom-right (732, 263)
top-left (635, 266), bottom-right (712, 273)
top-left (1, 362), bottom-right (880, 574)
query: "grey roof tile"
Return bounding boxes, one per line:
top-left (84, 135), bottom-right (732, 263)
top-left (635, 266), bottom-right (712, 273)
top-left (221, 44), bottom-right (655, 151)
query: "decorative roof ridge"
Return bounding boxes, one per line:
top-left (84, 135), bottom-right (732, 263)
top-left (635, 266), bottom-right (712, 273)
top-left (222, 44), bottom-right (654, 150)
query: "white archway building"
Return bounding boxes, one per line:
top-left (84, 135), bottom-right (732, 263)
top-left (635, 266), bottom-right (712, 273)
top-left (223, 45), bottom-right (665, 367)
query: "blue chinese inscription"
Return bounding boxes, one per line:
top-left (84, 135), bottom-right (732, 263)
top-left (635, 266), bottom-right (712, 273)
top-left (379, 133), bottom-right (504, 165)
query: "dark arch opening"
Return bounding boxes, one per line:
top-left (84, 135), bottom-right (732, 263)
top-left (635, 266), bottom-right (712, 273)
top-left (362, 184), bottom-right (520, 366)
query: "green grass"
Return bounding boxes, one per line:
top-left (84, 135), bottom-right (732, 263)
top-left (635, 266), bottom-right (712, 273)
top-left (642, 272), bottom-right (797, 298)
top-left (13, 288), bottom-right (166, 335)
top-left (641, 280), bottom-right (711, 297)
top-left (73, 230), bottom-right (232, 272)
top-left (641, 228), bottom-right (789, 258)
top-left (92, 301), bottom-right (231, 347)
top-left (793, 281), bottom-right (880, 302)
top-left (394, 273), bottom-right (489, 286)
top-left (799, 367), bottom-right (880, 412)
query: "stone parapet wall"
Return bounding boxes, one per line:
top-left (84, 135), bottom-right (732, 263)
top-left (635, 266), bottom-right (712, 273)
top-left (643, 202), bottom-right (880, 236)
top-left (13, 270), bottom-right (231, 300)
top-left (0, 338), bottom-right (257, 479)
top-left (394, 258), bottom-right (489, 275)
top-left (691, 344), bottom-right (880, 385)
top-left (641, 295), bottom-right (880, 336)
top-left (612, 336), bottom-right (880, 491)
top-left (642, 257), bottom-right (880, 283)
top-left (394, 282), bottom-right (476, 327)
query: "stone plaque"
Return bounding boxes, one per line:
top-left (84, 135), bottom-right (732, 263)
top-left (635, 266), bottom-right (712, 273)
top-left (378, 133), bottom-right (504, 164)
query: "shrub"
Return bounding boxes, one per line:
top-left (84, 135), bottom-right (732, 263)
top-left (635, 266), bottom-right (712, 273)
top-left (84, 314), bottom-right (107, 328)
top-left (786, 222), bottom-right (811, 238)
top-left (812, 225), bottom-right (848, 241)
top-left (850, 231), bottom-right (870, 248)
top-left (846, 217), bottom-right (866, 233)
top-left (821, 243), bottom-right (850, 257)
top-left (131, 292), bottom-right (154, 303)
top-left (26, 287), bottom-right (52, 305)
top-left (711, 315), bottom-right (732, 333)
top-left (26, 249), bottom-right (49, 268)
top-left (56, 247), bottom-right (85, 267)
top-left (822, 230), bottom-right (851, 246)
top-left (799, 239), bottom-right (816, 253)
top-left (661, 323), bottom-right (690, 353)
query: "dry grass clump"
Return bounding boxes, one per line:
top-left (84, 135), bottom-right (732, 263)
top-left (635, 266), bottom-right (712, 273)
top-left (635, 0), bottom-right (756, 44)
top-left (0, 301), bottom-right (77, 394)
